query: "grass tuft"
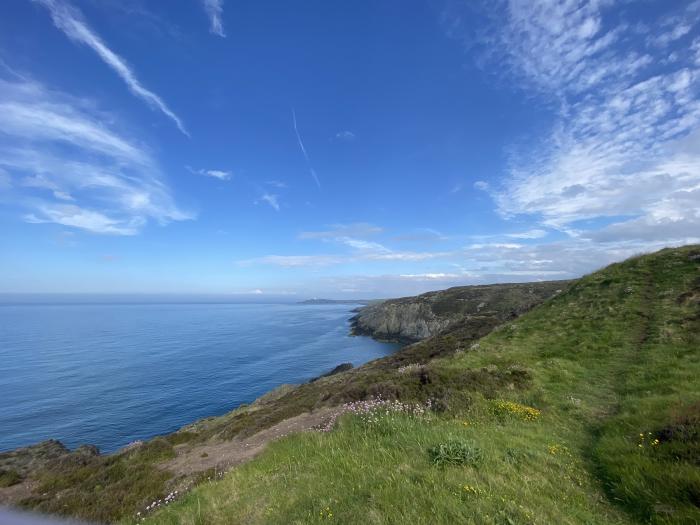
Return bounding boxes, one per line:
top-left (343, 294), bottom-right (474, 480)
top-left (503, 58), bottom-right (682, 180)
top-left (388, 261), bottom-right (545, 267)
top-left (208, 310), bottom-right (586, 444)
top-left (428, 440), bottom-right (483, 467)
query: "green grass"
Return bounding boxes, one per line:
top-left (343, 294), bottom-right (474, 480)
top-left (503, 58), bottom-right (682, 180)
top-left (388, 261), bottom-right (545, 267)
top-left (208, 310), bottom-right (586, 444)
top-left (0, 469), bottom-right (21, 487)
top-left (8, 270), bottom-right (551, 524)
top-left (137, 246), bottom-right (700, 525)
top-left (19, 438), bottom-right (176, 523)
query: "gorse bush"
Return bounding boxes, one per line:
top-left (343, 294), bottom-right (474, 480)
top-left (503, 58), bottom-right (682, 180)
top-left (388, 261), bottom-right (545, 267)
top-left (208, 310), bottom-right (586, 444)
top-left (428, 440), bottom-right (483, 467)
top-left (491, 400), bottom-right (541, 421)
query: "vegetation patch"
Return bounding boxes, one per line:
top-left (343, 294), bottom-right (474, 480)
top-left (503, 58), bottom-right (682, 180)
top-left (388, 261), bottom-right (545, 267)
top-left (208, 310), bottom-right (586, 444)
top-left (428, 440), bottom-right (483, 467)
top-left (0, 469), bottom-right (21, 487)
top-left (4, 246), bottom-right (699, 524)
top-left (491, 400), bottom-right (541, 422)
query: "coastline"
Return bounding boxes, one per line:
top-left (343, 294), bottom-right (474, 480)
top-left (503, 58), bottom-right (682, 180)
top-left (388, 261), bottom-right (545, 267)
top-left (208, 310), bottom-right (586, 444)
top-left (0, 277), bottom-right (573, 522)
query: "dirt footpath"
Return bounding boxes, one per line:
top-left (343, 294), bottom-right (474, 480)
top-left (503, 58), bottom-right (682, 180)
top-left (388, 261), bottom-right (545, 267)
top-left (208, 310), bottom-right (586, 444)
top-left (161, 407), bottom-right (338, 476)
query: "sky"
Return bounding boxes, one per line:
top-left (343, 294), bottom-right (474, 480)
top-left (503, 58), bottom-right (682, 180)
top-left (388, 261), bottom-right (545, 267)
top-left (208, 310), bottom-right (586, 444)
top-left (0, 0), bottom-right (699, 298)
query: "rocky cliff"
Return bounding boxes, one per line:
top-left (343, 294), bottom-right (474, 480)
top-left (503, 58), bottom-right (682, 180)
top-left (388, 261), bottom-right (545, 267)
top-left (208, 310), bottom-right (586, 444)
top-left (350, 280), bottom-right (571, 343)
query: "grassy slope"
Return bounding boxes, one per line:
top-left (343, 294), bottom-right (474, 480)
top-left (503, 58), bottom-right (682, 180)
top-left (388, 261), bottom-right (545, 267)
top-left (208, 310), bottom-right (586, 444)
top-left (351, 280), bottom-right (570, 343)
top-left (5, 278), bottom-right (564, 523)
top-left (141, 246), bottom-right (700, 525)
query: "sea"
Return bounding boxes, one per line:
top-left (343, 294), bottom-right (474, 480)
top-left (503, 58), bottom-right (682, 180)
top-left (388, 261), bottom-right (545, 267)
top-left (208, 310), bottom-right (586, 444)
top-left (0, 299), bottom-right (399, 453)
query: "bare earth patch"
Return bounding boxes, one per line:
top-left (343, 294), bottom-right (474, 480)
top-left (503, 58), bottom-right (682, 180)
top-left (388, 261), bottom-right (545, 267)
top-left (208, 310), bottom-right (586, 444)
top-left (161, 407), bottom-right (338, 476)
top-left (0, 480), bottom-right (36, 506)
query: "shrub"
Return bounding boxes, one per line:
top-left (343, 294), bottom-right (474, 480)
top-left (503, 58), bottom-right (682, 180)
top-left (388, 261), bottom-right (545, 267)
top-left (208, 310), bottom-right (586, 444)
top-left (491, 400), bottom-right (541, 421)
top-left (0, 469), bottom-right (21, 487)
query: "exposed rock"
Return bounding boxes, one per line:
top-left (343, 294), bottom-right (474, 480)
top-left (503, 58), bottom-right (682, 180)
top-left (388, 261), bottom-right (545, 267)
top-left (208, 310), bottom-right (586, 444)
top-left (0, 439), bottom-right (69, 479)
top-left (350, 280), bottom-right (572, 343)
top-left (0, 440), bottom-right (101, 489)
top-left (309, 362), bottom-right (354, 382)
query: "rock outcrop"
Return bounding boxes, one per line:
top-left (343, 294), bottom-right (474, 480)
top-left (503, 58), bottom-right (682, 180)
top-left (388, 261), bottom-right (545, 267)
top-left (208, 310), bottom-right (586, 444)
top-left (351, 281), bottom-right (571, 343)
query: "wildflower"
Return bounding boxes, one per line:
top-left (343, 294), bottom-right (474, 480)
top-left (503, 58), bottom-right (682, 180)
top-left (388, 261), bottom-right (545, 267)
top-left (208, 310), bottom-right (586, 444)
top-left (316, 396), bottom-right (432, 432)
top-left (397, 363), bottom-right (424, 374)
top-left (492, 400), bottom-right (541, 421)
top-left (548, 443), bottom-right (569, 456)
top-left (461, 484), bottom-right (483, 496)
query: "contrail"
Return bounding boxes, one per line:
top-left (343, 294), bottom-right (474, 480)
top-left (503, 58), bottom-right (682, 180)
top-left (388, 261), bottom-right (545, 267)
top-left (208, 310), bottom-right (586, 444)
top-left (292, 108), bottom-right (321, 189)
top-left (34, 0), bottom-right (189, 137)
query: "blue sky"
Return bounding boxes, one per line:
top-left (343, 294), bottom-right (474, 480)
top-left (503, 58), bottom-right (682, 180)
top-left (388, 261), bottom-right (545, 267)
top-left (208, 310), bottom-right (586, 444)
top-left (0, 0), bottom-right (699, 297)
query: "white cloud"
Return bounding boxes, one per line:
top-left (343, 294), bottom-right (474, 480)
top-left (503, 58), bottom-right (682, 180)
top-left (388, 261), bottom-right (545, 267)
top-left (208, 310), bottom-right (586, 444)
top-left (34, 0), bottom-right (188, 135)
top-left (451, 0), bottom-right (700, 248)
top-left (202, 0), bottom-right (225, 37)
top-left (468, 243), bottom-right (522, 250)
top-left (505, 229), bottom-right (547, 239)
top-left (187, 167), bottom-right (231, 180)
top-left (300, 228), bottom-right (453, 262)
top-left (364, 250), bottom-right (453, 262)
top-left (240, 242), bottom-right (455, 268)
top-left (239, 255), bottom-right (344, 268)
top-left (393, 228), bottom-right (449, 243)
top-left (299, 223), bottom-right (384, 240)
top-left (650, 23), bottom-right (693, 48)
top-left (399, 272), bottom-right (463, 280)
top-left (337, 237), bottom-right (390, 253)
top-left (204, 169), bottom-right (230, 180)
top-left (25, 204), bottom-right (142, 235)
top-left (473, 180), bottom-right (489, 191)
top-left (334, 130), bottom-right (355, 141)
top-left (260, 193), bottom-right (280, 211)
top-left (0, 77), bottom-right (190, 235)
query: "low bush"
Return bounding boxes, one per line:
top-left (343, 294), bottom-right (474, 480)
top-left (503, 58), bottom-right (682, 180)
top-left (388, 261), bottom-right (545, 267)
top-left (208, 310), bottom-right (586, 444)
top-left (0, 469), bottom-right (21, 487)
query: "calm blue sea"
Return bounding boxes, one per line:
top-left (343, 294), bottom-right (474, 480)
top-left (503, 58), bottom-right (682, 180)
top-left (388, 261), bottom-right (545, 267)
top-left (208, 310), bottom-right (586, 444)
top-left (0, 302), bottom-right (398, 453)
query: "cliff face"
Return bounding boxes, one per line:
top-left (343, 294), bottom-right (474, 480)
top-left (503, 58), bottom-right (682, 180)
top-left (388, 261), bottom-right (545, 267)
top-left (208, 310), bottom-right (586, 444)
top-left (351, 280), bottom-right (572, 343)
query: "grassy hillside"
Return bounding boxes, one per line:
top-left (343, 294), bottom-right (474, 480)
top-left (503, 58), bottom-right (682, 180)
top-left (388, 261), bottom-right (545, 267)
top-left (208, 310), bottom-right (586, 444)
top-left (351, 280), bottom-right (569, 343)
top-left (1, 274), bottom-right (567, 523)
top-left (140, 246), bottom-right (700, 524)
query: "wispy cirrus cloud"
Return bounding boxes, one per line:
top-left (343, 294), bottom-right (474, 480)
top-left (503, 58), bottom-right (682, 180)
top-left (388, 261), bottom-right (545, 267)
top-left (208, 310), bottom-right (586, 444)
top-left (187, 167), bottom-right (232, 180)
top-left (446, 0), bottom-right (700, 248)
top-left (202, 0), bottom-right (226, 37)
top-left (33, 0), bottom-right (188, 136)
top-left (0, 76), bottom-right (190, 235)
top-left (333, 130), bottom-right (355, 142)
top-left (505, 229), bottom-right (547, 239)
top-left (239, 254), bottom-right (344, 268)
top-left (259, 193), bottom-right (280, 211)
top-left (299, 223), bottom-right (384, 240)
top-left (240, 230), bottom-right (455, 268)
